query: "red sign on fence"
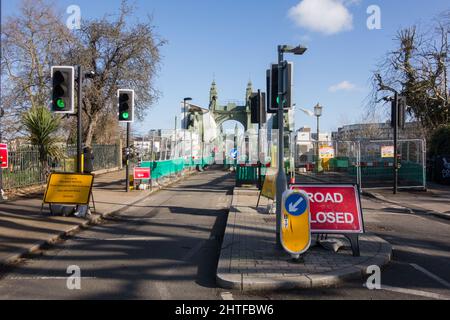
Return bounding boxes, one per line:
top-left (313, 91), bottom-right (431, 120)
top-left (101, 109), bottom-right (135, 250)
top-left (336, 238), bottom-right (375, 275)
top-left (0, 144), bottom-right (8, 169)
top-left (134, 167), bottom-right (151, 180)
top-left (290, 184), bottom-right (364, 234)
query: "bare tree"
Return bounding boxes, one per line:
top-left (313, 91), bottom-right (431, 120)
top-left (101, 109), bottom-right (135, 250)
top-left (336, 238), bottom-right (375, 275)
top-left (1, 0), bottom-right (165, 146)
top-left (1, 0), bottom-right (74, 139)
top-left (372, 12), bottom-right (450, 137)
top-left (67, 1), bottom-right (165, 146)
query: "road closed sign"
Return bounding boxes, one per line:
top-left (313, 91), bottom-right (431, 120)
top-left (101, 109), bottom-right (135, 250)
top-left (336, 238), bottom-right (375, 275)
top-left (290, 185), bottom-right (364, 234)
top-left (134, 167), bottom-right (151, 180)
top-left (281, 190), bottom-right (311, 256)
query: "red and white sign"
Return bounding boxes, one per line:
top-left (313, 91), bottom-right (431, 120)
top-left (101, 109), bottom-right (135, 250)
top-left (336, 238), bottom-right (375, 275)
top-left (134, 167), bottom-right (151, 180)
top-left (290, 185), bottom-right (364, 234)
top-left (0, 144), bottom-right (8, 169)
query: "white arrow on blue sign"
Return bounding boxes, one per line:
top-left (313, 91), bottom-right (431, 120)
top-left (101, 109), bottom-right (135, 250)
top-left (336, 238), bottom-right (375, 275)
top-left (230, 149), bottom-right (238, 160)
top-left (285, 193), bottom-right (308, 217)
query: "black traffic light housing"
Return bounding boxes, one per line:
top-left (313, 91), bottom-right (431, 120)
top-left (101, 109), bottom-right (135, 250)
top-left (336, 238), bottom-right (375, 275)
top-left (250, 90), bottom-right (267, 125)
top-left (267, 63), bottom-right (293, 114)
top-left (51, 66), bottom-right (75, 113)
top-left (117, 89), bottom-right (135, 123)
top-left (391, 95), bottom-right (406, 130)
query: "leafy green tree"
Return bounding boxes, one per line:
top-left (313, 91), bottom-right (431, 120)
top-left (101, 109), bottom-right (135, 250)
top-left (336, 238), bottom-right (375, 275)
top-left (430, 125), bottom-right (450, 156)
top-left (21, 106), bottom-right (64, 174)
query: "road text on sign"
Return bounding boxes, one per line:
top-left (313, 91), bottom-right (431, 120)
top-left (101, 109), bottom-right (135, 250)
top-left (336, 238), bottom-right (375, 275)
top-left (281, 190), bottom-right (311, 256)
top-left (134, 167), bottom-right (151, 180)
top-left (44, 173), bottom-right (94, 205)
top-left (0, 144), bottom-right (8, 169)
top-left (290, 185), bottom-right (364, 234)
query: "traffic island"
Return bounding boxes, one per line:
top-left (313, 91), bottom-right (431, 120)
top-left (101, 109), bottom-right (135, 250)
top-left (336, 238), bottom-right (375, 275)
top-left (216, 188), bottom-right (392, 292)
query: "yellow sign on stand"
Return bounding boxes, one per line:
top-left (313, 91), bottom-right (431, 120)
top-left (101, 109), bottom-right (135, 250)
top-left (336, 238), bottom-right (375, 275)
top-left (281, 190), bottom-right (311, 257)
top-left (44, 173), bottom-right (94, 205)
top-left (261, 167), bottom-right (277, 200)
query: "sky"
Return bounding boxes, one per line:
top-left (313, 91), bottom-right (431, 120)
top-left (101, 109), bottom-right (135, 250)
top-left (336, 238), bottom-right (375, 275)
top-left (1, 0), bottom-right (449, 135)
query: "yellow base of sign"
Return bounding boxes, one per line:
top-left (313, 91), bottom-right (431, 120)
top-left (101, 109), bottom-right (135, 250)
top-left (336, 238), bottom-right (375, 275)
top-left (261, 167), bottom-right (277, 200)
top-left (281, 190), bottom-right (311, 256)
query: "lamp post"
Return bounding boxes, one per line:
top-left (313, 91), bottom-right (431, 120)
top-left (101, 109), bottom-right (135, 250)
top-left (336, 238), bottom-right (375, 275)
top-left (183, 97), bottom-right (192, 163)
top-left (314, 103), bottom-right (323, 173)
top-left (275, 44), bottom-right (307, 248)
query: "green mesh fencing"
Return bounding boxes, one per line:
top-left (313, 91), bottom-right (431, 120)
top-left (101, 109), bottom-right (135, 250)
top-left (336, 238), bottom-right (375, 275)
top-left (140, 157), bottom-right (213, 180)
top-left (140, 158), bottom-right (185, 180)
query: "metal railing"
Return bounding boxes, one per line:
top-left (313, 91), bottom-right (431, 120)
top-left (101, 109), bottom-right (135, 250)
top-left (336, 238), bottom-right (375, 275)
top-left (2, 144), bottom-right (120, 190)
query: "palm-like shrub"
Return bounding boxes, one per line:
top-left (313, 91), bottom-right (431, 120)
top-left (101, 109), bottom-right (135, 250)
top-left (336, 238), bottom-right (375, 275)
top-left (21, 106), bottom-right (64, 175)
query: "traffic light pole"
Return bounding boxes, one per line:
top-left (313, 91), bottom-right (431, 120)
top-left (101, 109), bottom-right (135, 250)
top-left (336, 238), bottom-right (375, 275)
top-left (275, 47), bottom-right (287, 248)
top-left (77, 65), bottom-right (83, 174)
top-left (393, 92), bottom-right (399, 195)
top-left (126, 123), bottom-right (131, 193)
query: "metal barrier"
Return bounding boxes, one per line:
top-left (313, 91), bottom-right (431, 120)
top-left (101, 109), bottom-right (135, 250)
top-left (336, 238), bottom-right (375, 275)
top-left (294, 139), bottom-right (426, 190)
top-left (359, 139), bottom-right (426, 190)
top-left (295, 140), bottom-right (360, 186)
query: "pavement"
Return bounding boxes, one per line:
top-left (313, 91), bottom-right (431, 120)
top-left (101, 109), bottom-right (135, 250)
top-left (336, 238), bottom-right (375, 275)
top-left (216, 188), bottom-right (392, 292)
top-left (0, 169), bottom-right (193, 268)
top-left (364, 183), bottom-right (450, 220)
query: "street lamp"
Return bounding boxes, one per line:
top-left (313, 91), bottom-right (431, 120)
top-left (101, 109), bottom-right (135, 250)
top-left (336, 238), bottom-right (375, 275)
top-left (314, 103), bottom-right (323, 173)
top-left (183, 97), bottom-right (192, 162)
top-left (275, 44), bottom-right (307, 248)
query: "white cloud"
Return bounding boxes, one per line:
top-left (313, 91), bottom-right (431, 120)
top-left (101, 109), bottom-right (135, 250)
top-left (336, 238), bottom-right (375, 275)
top-left (288, 0), bottom-right (354, 35)
top-left (329, 81), bottom-right (358, 92)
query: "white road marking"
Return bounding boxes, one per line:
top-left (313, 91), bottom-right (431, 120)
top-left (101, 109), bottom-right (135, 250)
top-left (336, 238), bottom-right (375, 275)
top-left (101, 237), bottom-right (171, 241)
top-left (221, 292), bottom-right (234, 300)
top-left (381, 285), bottom-right (450, 300)
top-left (392, 244), bottom-right (450, 259)
top-left (8, 277), bottom-right (97, 280)
top-left (410, 264), bottom-right (450, 289)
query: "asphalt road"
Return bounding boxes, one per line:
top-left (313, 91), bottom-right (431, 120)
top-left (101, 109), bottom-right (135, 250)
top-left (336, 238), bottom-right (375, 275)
top-left (0, 169), bottom-right (234, 300)
top-left (0, 168), bottom-right (449, 300)
top-left (232, 196), bottom-right (450, 300)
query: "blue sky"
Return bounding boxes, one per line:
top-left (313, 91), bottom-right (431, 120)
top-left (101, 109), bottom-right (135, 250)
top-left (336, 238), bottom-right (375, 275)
top-left (2, 0), bottom-right (449, 135)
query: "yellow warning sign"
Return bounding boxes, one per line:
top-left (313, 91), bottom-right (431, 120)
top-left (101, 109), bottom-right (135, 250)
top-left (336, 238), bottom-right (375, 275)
top-left (44, 173), bottom-right (94, 205)
top-left (281, 190), bottom-right (311, 256)
top-left (261, 167), bottom-right (277, 200)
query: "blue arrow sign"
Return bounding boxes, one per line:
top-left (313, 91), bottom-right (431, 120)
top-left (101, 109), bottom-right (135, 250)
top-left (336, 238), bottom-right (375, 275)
top-left (284, 193), bottom-right (308, 217)
top-left (230, 149), bottom-right (238, 160)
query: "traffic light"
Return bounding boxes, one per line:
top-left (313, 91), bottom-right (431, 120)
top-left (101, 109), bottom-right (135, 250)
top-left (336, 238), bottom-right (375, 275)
top-left (250, 91), bottom-right (267, 124)
top-left (283, 62), bottom-right (293, 112)
top-left (267, 63), bottom-right (293, 114)
top-left (266, 69), bottom-right (271, 113)
top-left (51, 66), bottom-right (74, 113)
top-left (117, 89), bottom-right (135, 123)
top-left (391, 95), bottom-right (406, 130)
top-left (397, 96), bottom-right (406, 130)
top-left (268, 64), bottom-right (279, 114)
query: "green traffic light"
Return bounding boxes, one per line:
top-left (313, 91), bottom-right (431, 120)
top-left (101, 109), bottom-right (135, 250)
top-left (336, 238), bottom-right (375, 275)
top-left (56, 98), bottom-right (65, 109)
top-left (122, 112), bottom-right (129, 119)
